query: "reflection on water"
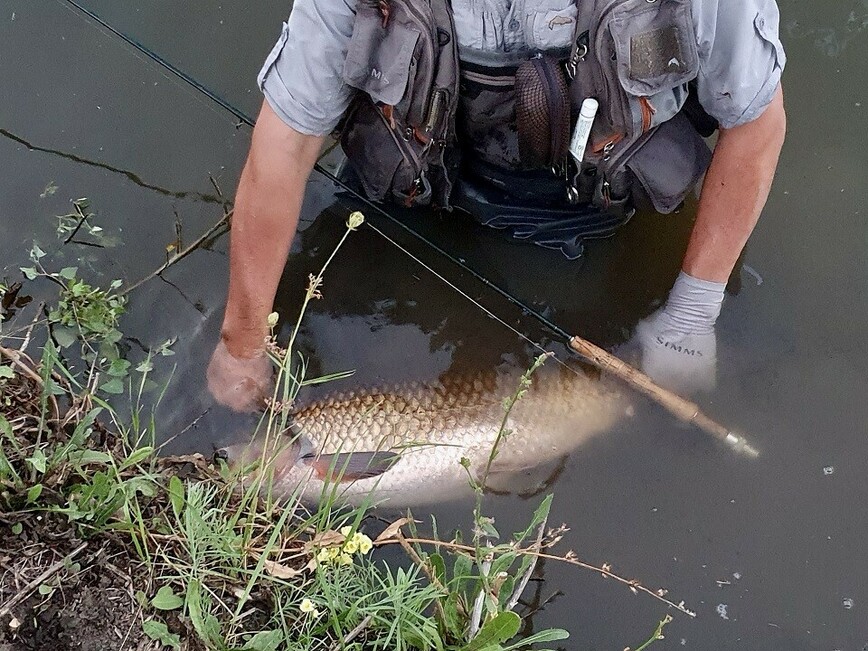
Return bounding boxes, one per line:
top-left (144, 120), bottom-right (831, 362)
top-left (783, 0), bottom-right (868, 57)
top-left (2, 0), bottom-right (868, 648)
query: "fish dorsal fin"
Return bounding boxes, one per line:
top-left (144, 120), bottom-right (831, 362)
top-left (303, 451), bottom-right (400, 482)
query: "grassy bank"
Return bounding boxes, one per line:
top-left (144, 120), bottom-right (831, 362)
top-left (0, 209), bottom-right (683, 650)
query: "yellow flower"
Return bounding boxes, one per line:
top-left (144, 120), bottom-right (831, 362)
top-left (315, 548), bottom-right (331, 563)
top-left (266, 312), bottom-right (279, 328)
top-left (344, 538), bottom-right (359, 555)
top-left (338, 552), bottom-right (353, 566)
top-left (355, 533), bottom-right (373, 555)
top-left (340, 525), bottom-right (353, 538)
top-left (300, 598), bottom-right (316, 613)
top-left (346, 211), bottom-right (365, 230)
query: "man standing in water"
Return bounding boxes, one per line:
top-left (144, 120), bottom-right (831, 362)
top-left (207, 0), bottom-right (786, 412)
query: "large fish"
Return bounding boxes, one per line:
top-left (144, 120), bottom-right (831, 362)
top-left (227, 360), bottom-right (632, 508)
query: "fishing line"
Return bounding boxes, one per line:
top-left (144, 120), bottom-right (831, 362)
top-left (59, 0), bottom-right (575, 349)
top-left (364, 221), bottom-right (577, 372)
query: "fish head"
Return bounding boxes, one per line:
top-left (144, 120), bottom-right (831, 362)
top-left (218, 424), bottom-right (400, 503)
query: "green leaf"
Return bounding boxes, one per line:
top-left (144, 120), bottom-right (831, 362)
top-left (429, 553), bottom-right (446, 585)
top-left (443, 594), bottom-right (465, 639)
top-left (100, 377), bottom-right (124, 395)
top-left (26, 484), bottom-right (43, 503)
top-left (479, 519), bottom-right (500, 539)
top-left (513, 494), bottom-right (553, 545)
top-left (38, 583), bottom-right (55, 596)
top-left (107, 358), bottom-right (131, 378)
top-left (142, 619), bottom-right (181, 651)
top-left (497, 576), bottom-right (515, 608)
top-left (53, 326), bottom-right (78, 349)
top-left (119, 446), bottom-right (154, 470)
top-left (40, 181), bottom-right (59, 199)
top-left (490, 551), bottom-right (517, 579)
top-left (20, 267), bottom-right (38, 280)
top-left (125, 476), bottom-right (157, 498)
top-left (168, 475), bottom-right (184, 518)
top-left (30, 244), bottom-right (46, 260)
top-left (452, 552), bottom-right (473, 583)
top-left (186, 579), bottom-right (221, 646)
top-left (500, 628), bottom-right (569, 651)
top-left (68, 450), bottom-right (113, 466)
top-left (26, 448), bottom-right (47, 474)
top-left (0, 366), bottom-right (14, 379)
top-left (58, 267), bottom-right (78, 280)
top-left (243, 630), bottom-right (283, 651)
top-left (462, 612), bottom-right (521, 651)
top-left (11, 522), bottom-right (23, 535)
top-left (151, 585), bottom-right (184, 611)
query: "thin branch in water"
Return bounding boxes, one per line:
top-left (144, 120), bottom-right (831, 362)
top-left (62, 200), bottom-right (91, 245)
top-left (18, 302), bottom-right (45, 353)
top-left (120, 209), bottom-right (232, 297)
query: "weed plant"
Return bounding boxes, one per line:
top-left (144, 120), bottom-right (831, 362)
top-left (0, 208), bottom-right (679, 650)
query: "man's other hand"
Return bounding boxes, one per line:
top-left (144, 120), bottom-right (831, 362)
top-left (207, 340), bottom-right (273, 413)
top-left (633, 271), bottom-right (725, 394)
top-left (635, 308), bottom-right (717, 394)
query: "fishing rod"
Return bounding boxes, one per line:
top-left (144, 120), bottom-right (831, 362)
top-left (58, 0), bottom-right (759, 457)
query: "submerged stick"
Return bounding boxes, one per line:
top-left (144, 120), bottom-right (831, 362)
top-left (568, 336), bottom-right (758, 458)
top-left (120, 209), bottom-right (232, 297)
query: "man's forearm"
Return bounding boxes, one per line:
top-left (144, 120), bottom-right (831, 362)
top-left (221, 102), bottom-right (325, 358)
top-left (682, 85), bottom-right (786, 283)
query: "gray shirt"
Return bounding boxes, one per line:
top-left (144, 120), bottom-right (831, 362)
top-left (258, 0), bottom-right (785, 135)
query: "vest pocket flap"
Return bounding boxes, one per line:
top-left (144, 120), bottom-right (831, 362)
top-left (343, 9), bottom-right (421, 107)
top-left (609, 0), bottom-right (698, 97)
top-left (626, 111), bottom-right (711, 214)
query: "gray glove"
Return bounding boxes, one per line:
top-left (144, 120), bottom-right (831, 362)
top-left (634, 271), bottom-right (726, 394)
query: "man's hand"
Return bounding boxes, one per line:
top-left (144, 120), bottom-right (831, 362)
top-left (633, 271), bottom-right (725, 394)
top-left (207, 339), bottom-right (274, 413)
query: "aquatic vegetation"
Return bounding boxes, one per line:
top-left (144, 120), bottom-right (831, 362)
top-left (0, 209), bottom-right (689, 650)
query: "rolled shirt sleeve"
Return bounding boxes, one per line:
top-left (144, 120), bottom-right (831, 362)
top-left (692, 0), bottom-right (786, 129)
top-left (257, 0), bottom-right (359, 136)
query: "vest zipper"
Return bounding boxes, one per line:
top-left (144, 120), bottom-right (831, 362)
top-left (639, 96), bottom-right (655, 133)
top-left (533, 55), bottom-right (567, 163)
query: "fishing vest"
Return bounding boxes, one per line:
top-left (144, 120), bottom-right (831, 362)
top-left (338, 0), bottom-right (714, 216)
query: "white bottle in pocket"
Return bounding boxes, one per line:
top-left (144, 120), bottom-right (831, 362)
top-left (569, 98), bottom-right (599, 164)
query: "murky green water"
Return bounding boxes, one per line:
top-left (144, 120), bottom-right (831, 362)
top-left (1, 0), bottom-right (867, 647)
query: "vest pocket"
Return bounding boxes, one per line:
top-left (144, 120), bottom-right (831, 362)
top-left (341, 100), bottom-right (413, 202)
top-left (342, 8), bottom-right (421, 108)
top-left (608, 0), bottom-right (699, 97)
top-left (626, 111), bottom-right (711, 214)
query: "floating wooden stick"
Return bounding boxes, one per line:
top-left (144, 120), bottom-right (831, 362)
top-left (568, 336), bottom-right (758, 458)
